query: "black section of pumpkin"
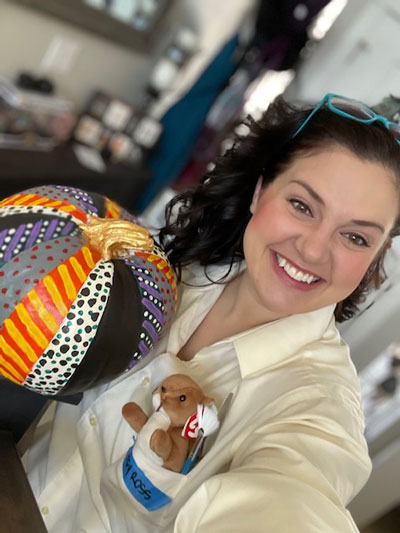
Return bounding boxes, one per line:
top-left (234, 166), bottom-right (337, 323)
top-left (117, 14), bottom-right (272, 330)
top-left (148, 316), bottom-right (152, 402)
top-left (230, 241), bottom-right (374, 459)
top-left (60, 259), bottom-right (142, 395)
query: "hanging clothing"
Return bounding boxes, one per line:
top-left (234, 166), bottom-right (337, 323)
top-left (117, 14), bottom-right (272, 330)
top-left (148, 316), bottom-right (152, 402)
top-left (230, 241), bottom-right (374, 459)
top-left (134, 35), bottom-right (240, 212)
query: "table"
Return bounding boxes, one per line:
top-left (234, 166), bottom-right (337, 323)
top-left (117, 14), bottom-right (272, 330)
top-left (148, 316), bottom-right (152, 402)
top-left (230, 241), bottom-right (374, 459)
top-left (0, 431), bottom-right (47, 532)
top-left (0, 143), bottom-right (151, 211)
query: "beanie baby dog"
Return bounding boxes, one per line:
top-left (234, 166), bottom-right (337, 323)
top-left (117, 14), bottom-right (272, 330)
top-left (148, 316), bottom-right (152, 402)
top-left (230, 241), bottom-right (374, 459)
top-left (122, 374), bottom-right (218, 473)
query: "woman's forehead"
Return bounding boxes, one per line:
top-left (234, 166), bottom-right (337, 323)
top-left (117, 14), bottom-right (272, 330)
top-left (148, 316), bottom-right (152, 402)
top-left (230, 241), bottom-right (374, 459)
top-left (273, 147), bottom-right (399, 228)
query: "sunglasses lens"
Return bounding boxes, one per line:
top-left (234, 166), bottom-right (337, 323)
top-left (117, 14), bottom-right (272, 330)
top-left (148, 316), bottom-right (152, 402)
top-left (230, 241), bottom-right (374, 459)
top-left (330, 96), bottom-right (375, 121)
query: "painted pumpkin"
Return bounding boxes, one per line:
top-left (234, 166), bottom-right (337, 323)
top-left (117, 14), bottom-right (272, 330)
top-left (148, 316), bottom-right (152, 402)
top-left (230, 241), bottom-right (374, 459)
top-left (0, 185), bottom-right (177, 396)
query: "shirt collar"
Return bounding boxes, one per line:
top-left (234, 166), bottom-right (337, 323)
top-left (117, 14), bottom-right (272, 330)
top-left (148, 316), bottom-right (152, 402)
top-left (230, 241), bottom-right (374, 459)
top-left (233, 304), bottom-right (338, 378)
top-left (180, 263), bottom-right (338, 378)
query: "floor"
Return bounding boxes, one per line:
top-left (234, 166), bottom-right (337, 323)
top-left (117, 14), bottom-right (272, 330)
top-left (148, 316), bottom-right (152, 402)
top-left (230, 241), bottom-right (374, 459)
top-left (360, 505), bottom-right (400, 533)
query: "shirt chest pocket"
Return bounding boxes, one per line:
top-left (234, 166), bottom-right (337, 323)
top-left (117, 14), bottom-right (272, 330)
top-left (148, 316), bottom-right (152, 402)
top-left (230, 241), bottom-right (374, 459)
top-left (99, 432), bottom-right (190, 529)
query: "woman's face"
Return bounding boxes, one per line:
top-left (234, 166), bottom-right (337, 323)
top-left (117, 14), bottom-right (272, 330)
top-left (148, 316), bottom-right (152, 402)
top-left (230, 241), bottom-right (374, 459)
top-left (242, 146), bottom-right (399, 321)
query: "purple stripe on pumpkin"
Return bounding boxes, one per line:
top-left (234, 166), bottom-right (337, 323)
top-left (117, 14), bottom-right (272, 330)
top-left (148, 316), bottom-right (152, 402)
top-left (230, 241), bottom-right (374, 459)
top-left (61, 221), bottom-right (74, 236)
top-left (142, 298), bottom-right (164, 324)
top-left (139, 340), bottom-right (150, 356)
top-left (139, 281), bottom-right (161, 300)
top-left (43, 218), bottom-right (59, 240)
top-left (81, 201), bottom-right (97, 213)
top-left (25, 220), bottom-right (42, 249)
top-left (143, 320), bottom-right (159, 343)
top-left (0, 229), bottom-right (7, 248)
top-left (4, 224), bottom-right (26, 262)
top-left (136, 271), bottom-right (158, 284)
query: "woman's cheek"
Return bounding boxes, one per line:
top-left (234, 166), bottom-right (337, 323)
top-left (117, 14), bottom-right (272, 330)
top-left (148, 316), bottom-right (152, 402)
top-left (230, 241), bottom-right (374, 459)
top-left (338, 252), bottom-right (374, 289)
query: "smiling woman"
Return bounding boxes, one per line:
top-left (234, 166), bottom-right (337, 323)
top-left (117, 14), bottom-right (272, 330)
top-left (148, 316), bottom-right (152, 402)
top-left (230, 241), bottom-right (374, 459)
top-left (161, 95), bottom-right (400, 323)
top-left (242, 147), bottom-right (398, 324)
top-left (25, 95), bottom-right (400, 533)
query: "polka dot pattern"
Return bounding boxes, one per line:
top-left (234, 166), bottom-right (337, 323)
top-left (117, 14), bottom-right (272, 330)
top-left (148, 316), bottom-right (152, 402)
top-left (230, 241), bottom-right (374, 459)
top-left (130, 243), bottom-right (177, 321)
top-left (0, 204), bottom-right (80, 224)
top-left (23, 260), bottom-right (113, 395)
top-left (0, 216), bottom-right (79, 264)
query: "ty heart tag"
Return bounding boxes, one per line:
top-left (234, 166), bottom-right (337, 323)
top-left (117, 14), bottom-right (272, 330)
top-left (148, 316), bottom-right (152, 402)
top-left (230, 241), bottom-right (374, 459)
top-left (181, 406), bottom-right (205, 439)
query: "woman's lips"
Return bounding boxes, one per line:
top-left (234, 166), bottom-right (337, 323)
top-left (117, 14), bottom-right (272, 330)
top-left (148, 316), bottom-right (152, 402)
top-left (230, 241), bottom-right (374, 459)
top-left (271, 250), bottom-right (325, 291)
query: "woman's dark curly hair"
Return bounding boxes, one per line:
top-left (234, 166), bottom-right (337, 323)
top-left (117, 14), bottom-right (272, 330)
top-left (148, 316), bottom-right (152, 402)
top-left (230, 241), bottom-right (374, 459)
top-left (159, 96), bottom-right (400, 322)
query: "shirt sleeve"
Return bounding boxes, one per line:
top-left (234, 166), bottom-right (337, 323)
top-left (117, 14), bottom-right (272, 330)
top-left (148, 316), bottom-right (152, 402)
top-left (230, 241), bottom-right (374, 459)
top-left (174, 394), bottom-right (372, 532)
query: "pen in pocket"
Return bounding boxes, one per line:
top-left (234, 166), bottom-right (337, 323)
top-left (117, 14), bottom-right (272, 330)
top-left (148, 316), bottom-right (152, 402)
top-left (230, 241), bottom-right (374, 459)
top-left (181, 403), bottom-right (219, 474)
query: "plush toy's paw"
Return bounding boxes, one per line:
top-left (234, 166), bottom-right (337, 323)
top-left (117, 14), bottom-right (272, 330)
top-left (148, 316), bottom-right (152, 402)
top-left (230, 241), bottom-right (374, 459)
top-left (122, 402), bottom-right (148, 432)
top-left (150, 429), bottom-right (172, 460)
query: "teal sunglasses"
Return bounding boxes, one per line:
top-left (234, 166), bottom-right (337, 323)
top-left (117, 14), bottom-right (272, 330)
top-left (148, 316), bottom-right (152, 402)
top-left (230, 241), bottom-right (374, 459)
top-left (292, 93), bottom-right (400, 145)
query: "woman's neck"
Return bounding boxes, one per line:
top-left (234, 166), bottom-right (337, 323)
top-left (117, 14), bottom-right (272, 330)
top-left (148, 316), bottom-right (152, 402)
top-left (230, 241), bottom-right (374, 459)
top-left (177, 269), bottom-right (285, 362)
top-left (219, 270), bottom-right (283, 331)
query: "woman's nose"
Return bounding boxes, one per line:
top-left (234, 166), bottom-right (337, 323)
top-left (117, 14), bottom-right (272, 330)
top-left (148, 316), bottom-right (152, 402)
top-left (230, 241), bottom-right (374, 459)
top-left (296, 224), bottom-right (332, 265)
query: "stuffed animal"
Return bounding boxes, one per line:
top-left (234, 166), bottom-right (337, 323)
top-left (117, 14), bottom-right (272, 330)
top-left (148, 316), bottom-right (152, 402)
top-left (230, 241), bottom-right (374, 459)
top-left (122, 374), bottom-right (215, 473)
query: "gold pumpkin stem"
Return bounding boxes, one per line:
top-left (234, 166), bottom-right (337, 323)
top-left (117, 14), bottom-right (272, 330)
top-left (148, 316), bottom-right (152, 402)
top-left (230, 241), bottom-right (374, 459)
top-left (79, 215), bottom-right (154, 260)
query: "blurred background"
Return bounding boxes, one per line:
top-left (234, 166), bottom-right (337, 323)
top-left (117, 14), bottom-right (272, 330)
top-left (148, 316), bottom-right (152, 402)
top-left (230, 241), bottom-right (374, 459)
top-left (0, 1), bottom-right (399, 530)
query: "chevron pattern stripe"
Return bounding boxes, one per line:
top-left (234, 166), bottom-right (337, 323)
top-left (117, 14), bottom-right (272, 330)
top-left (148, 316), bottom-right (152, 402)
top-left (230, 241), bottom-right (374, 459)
top-left (0, 193), bottom-right (88, 223)
top-left (0, 245), bottom-right (100, 384)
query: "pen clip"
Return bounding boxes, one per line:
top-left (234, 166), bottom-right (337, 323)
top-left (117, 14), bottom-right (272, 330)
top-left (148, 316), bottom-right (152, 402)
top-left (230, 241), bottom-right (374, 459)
top-left (201, 392), bottom-right (233, 458)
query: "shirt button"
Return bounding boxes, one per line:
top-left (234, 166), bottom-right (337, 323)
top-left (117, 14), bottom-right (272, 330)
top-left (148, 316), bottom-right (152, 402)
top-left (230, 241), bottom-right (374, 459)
top-left (41, 506), bottom-right (49, 515)
top-left (89, 416), bottom-right (97, 426)
top-left (141, 376), bottom-right (150, 386)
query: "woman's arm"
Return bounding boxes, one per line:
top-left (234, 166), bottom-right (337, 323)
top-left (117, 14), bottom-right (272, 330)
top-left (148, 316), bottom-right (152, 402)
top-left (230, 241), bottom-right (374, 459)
top-left (174, 395), bottom-right (372, 532)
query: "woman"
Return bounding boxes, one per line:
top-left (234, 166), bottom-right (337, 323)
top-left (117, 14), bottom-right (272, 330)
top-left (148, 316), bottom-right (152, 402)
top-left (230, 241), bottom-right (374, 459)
top-left (26, 94), bottom-right (400, 532)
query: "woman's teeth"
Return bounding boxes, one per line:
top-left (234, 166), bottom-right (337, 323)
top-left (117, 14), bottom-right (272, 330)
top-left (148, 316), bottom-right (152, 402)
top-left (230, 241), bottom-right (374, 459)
top-left (275, 253), bottom-right (320, 284)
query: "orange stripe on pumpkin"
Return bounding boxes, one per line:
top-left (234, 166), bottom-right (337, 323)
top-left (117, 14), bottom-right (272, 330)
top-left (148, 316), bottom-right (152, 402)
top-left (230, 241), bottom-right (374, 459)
top-left (105, 198), bottom-right (121, 219)
top-left (0, 329), bottom-right (32, 372)
top-left (24, 293), bottom-right (56, 338)
top-left (13, 193), bottom-right (35, 205)
top-left (57, 263), bottom-right (78, 301)
top-left (15, 303), bottom-right (48, 349)
top-left (43, 200), bottom-right (63, 208)
top-left (69, 256), bottom-right (87, 283)
top-left (1, 193), bottom-right (88, 222)
top-left (34, 282), bottom-right (65, 326)
top-left (58, 204), bottom-right (87, 222)
top-left (7, 312), bottom-right (42, 358)
top-left (42, 274), bottom-right (69, 316)
top-left (81, 246), bottom-right (99, 269)
top-left (26, 196), bottom-right (51, 206)
top-left (3, 318), bottom-right (39, 363)
top-left (0, 193), bottom-right (21, 207)
top-left (0, 334), bottom-right (29, 379)
top-left (0, 363), bottom-right (22, 384)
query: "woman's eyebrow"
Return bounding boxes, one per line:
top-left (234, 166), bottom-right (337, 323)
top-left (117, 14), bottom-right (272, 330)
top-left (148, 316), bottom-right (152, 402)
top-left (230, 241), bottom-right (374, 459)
top-left (290, 179), bottom-right (385, 233)
top-left (350, 219), bottom-right (384, 233)
top-left (290, 179), bottom-right (325, 205)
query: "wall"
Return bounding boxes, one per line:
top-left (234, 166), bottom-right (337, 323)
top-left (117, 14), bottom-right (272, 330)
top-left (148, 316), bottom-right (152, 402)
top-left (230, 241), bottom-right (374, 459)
top-left (0, 0), bottom-right (255, 111)
top-left (0, 0), bottom-right (151, 107)
top-left (286, 0), bottom-right (400, 105)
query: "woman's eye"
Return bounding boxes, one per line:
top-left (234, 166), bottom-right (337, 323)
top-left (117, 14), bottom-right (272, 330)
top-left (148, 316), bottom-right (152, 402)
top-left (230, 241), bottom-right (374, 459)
top-left (289, 199), bottom-right (312, 216)
top-left (344, 233), bottom-right (370, 247)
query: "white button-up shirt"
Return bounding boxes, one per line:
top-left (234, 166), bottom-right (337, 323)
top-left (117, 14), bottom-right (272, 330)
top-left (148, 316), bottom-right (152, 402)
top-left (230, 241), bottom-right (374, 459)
top-left (25, 263), bottom-right (371, 532)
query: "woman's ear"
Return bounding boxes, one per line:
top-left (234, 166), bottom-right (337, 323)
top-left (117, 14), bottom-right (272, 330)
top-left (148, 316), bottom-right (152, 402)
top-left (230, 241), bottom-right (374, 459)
top-left (250, 177), bottom-right (263, 215)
